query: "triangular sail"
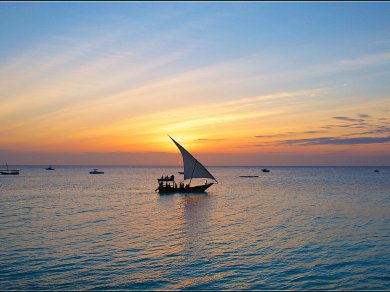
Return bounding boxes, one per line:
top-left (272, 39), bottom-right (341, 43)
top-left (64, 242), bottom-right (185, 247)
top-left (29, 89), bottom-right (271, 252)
top-left (169, 136), bottom-right (217, 182)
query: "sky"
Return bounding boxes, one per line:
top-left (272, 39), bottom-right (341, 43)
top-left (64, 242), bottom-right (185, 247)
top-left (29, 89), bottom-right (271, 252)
top-left (0, 2), bottom-right (390, 166)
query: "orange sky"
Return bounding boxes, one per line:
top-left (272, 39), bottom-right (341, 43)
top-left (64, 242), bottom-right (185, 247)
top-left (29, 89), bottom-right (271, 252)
top-left (1, 3), bottom-right (390, 165)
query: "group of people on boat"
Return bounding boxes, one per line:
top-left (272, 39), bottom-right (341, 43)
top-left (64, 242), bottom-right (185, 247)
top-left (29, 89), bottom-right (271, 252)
top-left (158, 180), bottom-right (189, 189)
top-left (159, 175), bottom-right (175, 181)
top-left (158, 173), bottom-right (211, 191)
top-left (158, 174), bottom-right (190, 189)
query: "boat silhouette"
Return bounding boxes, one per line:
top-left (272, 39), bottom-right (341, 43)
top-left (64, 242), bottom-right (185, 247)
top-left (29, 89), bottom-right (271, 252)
top-left (89, 169), bottom-right (104, 174)
top-left (0, 163), bottom-right (20, 175)
top-left (156, 136), bottom-right (217, 193)
top-left (45, 165), bottom-right (55, 170)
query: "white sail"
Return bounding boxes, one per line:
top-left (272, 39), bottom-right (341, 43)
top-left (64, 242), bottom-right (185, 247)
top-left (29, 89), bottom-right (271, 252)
top-left (169, 136), bottom-right (217, 182)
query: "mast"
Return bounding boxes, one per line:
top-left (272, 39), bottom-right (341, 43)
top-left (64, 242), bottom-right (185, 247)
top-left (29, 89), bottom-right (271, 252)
top-left (189, 160), bottom-right (198, 186)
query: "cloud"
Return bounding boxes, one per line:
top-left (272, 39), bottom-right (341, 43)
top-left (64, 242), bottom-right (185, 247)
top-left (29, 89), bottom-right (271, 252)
top-left (337, 52), bottom-right (390, 67)
top-left (258, 113), bottom-right (390, 147)
top-left (360, 126), bottom-right (390, 135)
top-left (113, 87), bottom-right (325, 135)
top-left (248, 51), bottom-right (390, 90)
top-left (254, 130), bottom-right (325, 139)
top-left (196, 138), bottom-right (225, 141)
top-left (318, 115), bottom-right (372, 130)
top-left (332, 116), bottom-right (365, 123)
top-left (303, 130), bottom-right (323, 134)
top-left (254, 134), bottom-right (290, 138)
top-left (338, 124), bottom-right (366, 128)
top-left (280, 136), bottom-right (390, 146)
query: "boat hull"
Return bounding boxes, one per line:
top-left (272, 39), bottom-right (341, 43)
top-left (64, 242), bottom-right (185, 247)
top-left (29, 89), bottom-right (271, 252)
top-left (0, 171), bottom-right (19, 175)
top-left (157, 183), bottom-right (214, 194)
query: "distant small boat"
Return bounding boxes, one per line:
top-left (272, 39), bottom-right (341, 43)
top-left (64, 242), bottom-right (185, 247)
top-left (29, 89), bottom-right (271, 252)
top-left (178, 171), bottom-right (184, 174)
top-left (0, 163), bottom-right (20, 175)
top-left (240, 175), bottom-right (259, 178)
top-left (261, 168), bottom-right (270, 172)
top-left (89, 168), bottom-right (104, 174)
top-left (45, 165), bottom-right (55, 170)
top-left (374, 169), bottom-right (380, 172)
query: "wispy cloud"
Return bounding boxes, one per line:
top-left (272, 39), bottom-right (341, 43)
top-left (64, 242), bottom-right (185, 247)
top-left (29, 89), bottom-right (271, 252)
top-left (254, 130), bottom-right (325, 139)
top-left (251, 112), bottom-right (390, 149)
top-left (118, 88), bottom-right (325, 133)
top-left (280, 136), bottom-right (390, 146)
top-left (196, 138), bottom-right (225, 141)
top-left (358, 126), bottom-right (390, 135)
top-left (337, 52), bottom-right (390, 67)
top-left (332, 116), bottom-right (365, 122)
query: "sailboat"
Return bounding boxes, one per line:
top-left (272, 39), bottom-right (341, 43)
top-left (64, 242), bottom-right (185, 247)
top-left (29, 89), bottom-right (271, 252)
top-left (156, 136), bottom-right (217, 193)
top-left (45, 165), bottom-right (55, 170)
top-left (0, 163), bottom-right (20, 175)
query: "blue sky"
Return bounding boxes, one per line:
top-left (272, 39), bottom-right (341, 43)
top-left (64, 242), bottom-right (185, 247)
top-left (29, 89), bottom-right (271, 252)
top-left (0, 2), bottom-right (389, 165)
top-left (2, 2), bottom-right (389, 63)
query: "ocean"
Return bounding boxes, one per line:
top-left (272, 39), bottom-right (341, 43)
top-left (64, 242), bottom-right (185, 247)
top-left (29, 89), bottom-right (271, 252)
top-left (1, 166), bottom-right (389, 290)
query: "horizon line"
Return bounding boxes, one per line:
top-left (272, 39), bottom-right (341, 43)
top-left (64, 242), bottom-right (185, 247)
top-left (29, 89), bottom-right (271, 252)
top-left (2, 164), bottom-right (389, 168)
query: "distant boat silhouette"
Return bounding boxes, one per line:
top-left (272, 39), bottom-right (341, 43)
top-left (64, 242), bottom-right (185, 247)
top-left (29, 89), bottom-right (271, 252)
top-left (240, 175), bottom-right (259, 178)
top-left (0, 163), bottom-right (20, 175)
top-left (45, 165), bottom-right (55, 170)
top-left (89, 169), bottom-right (104, 174)
top-left (156, 136), bottom-right (217, 193)
top-left (374, 169), bottom-right (380, 172)
top-left (178, 171), bottom-right (184, 174)
top-left (261, 168), bottom-right (270, 172)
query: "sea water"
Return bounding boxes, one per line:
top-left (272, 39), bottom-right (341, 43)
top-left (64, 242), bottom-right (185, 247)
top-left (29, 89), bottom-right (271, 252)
top-left (1, 166), bottom-right (389, 290)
